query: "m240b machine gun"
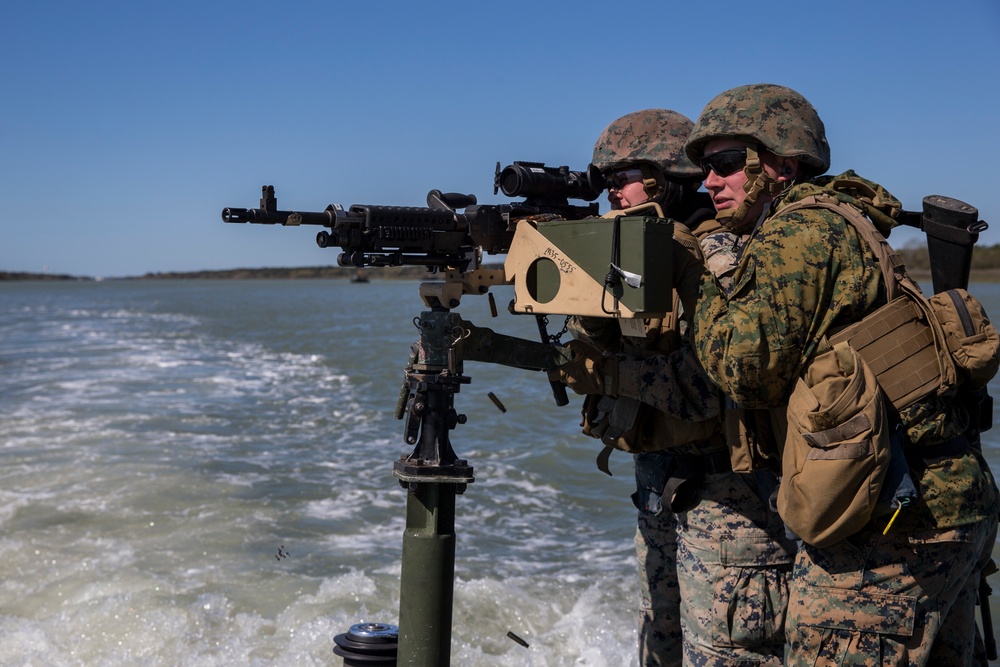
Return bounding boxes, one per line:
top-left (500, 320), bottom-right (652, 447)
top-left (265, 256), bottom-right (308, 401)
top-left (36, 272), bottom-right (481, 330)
top-left (222, 161), bottom-right (604, 272)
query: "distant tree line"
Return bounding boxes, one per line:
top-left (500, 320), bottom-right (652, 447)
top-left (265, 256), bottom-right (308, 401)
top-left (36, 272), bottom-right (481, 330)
top-left (895, 244), bottom-right (931, 270)
top-left (8, 248), bottom-right (1000, 282)
top-left (138, 266), bottom-right (438, 280)
top-left (0, 271), bottom-right (87, 281)
top-left (895, 242), bottom-right (1000, 271)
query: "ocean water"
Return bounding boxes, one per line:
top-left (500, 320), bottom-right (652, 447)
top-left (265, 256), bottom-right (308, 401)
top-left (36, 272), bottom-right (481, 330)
top-left (2, 279), bottom-right (999, 666)
top-left (0, 279), bottom-right (641, 666)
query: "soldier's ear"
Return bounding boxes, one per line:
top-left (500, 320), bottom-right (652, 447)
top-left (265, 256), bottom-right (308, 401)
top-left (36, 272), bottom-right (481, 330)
top-left (777, 158), bottom-right (799, 182)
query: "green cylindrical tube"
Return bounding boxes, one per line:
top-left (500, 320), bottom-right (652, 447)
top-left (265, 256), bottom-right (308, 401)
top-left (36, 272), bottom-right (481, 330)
top-left (396, 482), bottom-right (457, 666)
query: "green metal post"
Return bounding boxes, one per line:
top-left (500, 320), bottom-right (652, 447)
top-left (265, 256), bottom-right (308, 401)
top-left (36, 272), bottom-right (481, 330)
top-left (397, 482), bottom-right (457, 666)
top-left (392, 306), bottom-right (473, 666)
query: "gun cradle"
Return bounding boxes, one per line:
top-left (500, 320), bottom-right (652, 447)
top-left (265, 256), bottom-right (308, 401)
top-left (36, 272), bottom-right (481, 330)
top-left (417, 269), bottom-right (508, 310)
top-left (455, 319), bottom-right (572, 372)
top-left (504, 216), bottom-right (674, 318)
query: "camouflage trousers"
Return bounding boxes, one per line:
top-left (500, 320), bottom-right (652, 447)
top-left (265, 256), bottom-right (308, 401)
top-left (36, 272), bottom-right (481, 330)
top-left (635, 508), bottom-right (683, 667)
top-left (676, 470), bottom-right (797, 666)
top-left (785, 516), bottom-right (998, 666)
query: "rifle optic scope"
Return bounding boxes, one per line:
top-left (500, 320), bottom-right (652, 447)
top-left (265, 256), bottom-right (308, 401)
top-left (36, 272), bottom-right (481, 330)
top-left (494, 162), bottom-right (605, 203)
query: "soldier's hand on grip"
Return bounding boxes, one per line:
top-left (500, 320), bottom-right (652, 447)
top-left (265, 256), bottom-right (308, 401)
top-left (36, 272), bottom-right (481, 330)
top-left (548, 340), bottom-right (619, 396)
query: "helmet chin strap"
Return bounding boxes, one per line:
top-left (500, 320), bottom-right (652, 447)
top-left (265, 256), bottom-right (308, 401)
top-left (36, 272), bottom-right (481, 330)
top-left (638, 164), bottom-right (665, 203)
top-left (715, 144), bottom-right (788, 232)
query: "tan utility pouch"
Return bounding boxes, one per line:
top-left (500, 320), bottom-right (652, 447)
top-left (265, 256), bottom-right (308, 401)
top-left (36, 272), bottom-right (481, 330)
top-left (724, 406), bottom-right (784, 473)
top-left (777, 342), bottom-right (891, 548)
top-left (828, 280), bottom-right (954, 410)
top-left (928, 289), bottom-right (1000, 389)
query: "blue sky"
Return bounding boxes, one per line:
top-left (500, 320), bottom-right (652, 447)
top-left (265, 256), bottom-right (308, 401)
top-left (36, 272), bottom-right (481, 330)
top-left (2, 0), bottom-right (999, 277)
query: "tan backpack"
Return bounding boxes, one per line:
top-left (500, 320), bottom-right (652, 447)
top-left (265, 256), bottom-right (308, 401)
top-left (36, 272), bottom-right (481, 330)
top-left (776, 185), bottom-right (999, 547)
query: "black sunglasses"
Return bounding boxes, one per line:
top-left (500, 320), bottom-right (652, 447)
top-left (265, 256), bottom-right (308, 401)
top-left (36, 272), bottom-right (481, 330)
top-left (700, 148), bottom-right (747, 178)
top-left (603, 167), bottom-right (644, 190)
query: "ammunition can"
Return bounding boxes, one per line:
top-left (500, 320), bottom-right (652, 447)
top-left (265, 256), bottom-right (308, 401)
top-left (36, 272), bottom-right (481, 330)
top-left (505, 216), bottom-right (673, 317)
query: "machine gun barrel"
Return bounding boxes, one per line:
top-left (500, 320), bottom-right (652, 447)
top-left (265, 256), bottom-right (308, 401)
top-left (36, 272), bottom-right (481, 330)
top-left (222, 185), bottom-right (483, 270)
top-left (222, 164), bottom-right (601, 272)
top-left (221, 206), bottom-right (334, 226)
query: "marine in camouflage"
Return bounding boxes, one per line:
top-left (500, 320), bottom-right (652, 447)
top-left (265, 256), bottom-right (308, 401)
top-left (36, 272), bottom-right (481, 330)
top-left (690, 165), bottom-right (999, 661)
top-left (687, 83), bottom-right (1000, 663)
top-left (571, 109), bottom-right (712, 666)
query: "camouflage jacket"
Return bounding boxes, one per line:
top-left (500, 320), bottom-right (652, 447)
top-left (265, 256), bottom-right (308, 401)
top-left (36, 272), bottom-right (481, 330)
top-left (692, 171), bottom-right (998, 530)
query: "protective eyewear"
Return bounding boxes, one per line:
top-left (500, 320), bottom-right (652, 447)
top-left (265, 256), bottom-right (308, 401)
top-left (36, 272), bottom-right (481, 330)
top-left (604, 167), bottom-right (644, 190)
top-left (700, 149), bottom-right (747, 178)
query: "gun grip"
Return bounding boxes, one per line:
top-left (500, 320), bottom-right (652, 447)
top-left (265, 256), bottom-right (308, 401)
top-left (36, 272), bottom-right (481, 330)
top-left (550, 380), bottom-right (569, 407)
top-left (535, 314), bottom-right (569, 406)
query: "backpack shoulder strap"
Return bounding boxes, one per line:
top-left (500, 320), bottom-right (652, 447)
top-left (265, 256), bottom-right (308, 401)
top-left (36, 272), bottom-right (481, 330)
top-left (779, 194), bottom-right (915, 301)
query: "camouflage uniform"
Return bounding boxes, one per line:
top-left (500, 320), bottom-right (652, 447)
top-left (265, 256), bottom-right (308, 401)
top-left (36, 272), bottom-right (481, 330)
top-left (686, 84), bottom-right (1000, 666)
top-left (563, 109), bottom-right (717, 666)
top-left (615, 222), bottom-right (794, 667)
top-left (592, 225), bottom-right (793, 667)
top-left (691, 219), bottom-right (745, 294)
top-left (624, 218), bottom-right (748, 667)
top-left (674, 467), bottom-right (794, 667)
top-left (558, 109), bottom-right (795, 666)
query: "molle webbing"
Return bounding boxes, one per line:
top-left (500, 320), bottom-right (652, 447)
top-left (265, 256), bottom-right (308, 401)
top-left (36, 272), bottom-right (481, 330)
top-left (780, 194), bottom-right (956, 410)
top-left (832, 298), bottom-right (943, 407)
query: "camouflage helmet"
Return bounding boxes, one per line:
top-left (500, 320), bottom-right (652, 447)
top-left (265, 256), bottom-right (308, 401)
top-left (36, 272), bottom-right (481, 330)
top-left (685, 84), bottom-right (830, 174)
top-left (592, 109), bottom-right (702, 179)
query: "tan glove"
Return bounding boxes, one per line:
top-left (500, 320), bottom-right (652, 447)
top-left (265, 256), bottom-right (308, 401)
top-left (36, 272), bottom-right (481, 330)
top-left (547, 339), bottom-right (619, 396)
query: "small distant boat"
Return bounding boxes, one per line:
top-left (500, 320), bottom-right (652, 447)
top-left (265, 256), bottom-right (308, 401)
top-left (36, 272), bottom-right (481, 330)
top-left (351, 270), bottom-right (370, 284)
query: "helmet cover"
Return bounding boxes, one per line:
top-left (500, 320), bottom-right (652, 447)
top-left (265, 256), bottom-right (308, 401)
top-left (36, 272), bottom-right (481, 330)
top-left (685, 84), bottom-right (830, 174)
top-left (593, 109), bottom-right (702, 179)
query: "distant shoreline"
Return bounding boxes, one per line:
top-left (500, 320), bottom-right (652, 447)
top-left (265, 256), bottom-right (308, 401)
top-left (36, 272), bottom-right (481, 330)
top-left (6, 266), bottom-right (1000, 283)
top-left (0, 266), bottom-right (438, 282)
top-left (8, 239), bottom-right (1000, 283)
